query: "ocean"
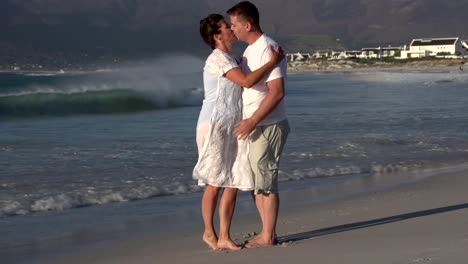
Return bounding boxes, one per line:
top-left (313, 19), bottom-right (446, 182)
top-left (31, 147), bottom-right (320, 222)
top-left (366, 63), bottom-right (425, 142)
top-left (1, 56), bottom-right (468, 263)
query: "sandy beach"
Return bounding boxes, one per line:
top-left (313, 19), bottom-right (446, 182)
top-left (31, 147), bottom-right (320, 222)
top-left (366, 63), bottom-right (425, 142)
top-left (4, 68), bottom-right (468, 264)
top-left (44, 164), bottom-right (468, 264)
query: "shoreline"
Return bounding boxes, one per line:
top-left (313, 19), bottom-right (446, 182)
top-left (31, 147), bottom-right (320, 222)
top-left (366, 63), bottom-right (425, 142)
top-left (1, 59), bottom-right (465, 75)
top-left (288, 58), bottom-right (466, 73)
top-left (45, 164), bottom-right (468, 264)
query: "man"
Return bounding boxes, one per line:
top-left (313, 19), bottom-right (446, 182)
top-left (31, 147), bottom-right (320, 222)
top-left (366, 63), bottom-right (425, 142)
top-left (228, 1), bottom-right (290, 248)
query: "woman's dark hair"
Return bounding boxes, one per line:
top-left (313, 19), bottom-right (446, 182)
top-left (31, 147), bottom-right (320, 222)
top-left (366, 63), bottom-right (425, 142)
top-left (199, 14), bottom-right (224, 49)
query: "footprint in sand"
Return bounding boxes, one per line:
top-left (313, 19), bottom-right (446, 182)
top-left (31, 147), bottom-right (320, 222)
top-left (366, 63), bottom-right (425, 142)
top-left (279, 241), bottom-right (295, 247)
top-left (411, 257), bottom-right (432, 263)
top-left (243, 231), bottom-right (258, 239)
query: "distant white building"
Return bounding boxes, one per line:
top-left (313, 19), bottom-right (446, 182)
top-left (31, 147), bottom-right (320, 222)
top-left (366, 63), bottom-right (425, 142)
top-left (382, 46), bottom-right (403, 57)
top-left (287, 52), bottom-right (311, 62)
top-left (462, 40), bottom-right (468, 51)
top-left (357, 46), bottom-right (402, 59)
top-left (400, 37), bottom-right (463, 58)
top-left (358, 48), bottom-right (381, 59)
top-left (330, 50), bottom-right (362, 59)
top-left (312, 50), bottom-right (333, 59)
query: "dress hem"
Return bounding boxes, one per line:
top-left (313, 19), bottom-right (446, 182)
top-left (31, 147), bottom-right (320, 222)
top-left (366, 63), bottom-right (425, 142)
top-left (197, 182), bottom-right (253, 192)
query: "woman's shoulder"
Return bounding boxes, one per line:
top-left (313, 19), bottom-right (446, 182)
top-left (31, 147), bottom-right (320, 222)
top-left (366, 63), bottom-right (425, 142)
top-left (207, 49), bottom-right (238, 64)
top-left (205, 49), bottom-right (239, 75)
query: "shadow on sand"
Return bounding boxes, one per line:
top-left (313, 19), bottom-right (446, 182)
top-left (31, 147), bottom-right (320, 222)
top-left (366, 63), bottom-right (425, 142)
top-left (277, 203), bottom-right (468, 244)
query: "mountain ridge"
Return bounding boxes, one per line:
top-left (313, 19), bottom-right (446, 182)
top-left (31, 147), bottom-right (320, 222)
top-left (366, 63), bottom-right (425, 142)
top-left (2, 0), bottom-right (467, 64)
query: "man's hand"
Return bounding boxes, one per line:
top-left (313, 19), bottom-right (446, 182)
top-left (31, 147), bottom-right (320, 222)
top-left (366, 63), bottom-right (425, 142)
top-left (234, 118), bottom-right (256, 140)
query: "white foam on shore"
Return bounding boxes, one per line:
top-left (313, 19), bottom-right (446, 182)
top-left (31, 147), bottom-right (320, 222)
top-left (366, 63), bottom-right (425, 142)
top-left (280, 165), bottom-right (365, 182)
top-left (23, 73), bottom-right (60, 77)
top-left (279, 160), bottom-right (458, 183)
top-left (1, 160), bottom-right (454, 218)
top-left (0, 182), bottom-right (202, 217)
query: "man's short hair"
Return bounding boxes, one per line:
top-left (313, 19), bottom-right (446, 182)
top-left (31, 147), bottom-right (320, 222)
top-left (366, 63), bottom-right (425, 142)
top-left (227, 1), bottom-right (259, 26)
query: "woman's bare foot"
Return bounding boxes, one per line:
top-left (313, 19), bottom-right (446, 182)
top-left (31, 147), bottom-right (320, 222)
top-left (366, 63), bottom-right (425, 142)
top-left (217, 238), bottom-right (241, 250)
top-left (203, 232), bottom-right (218, 250)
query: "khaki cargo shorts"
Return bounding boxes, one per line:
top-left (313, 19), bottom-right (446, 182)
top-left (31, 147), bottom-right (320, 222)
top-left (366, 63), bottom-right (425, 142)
top-left (249, 119), bottom-right (290, 195)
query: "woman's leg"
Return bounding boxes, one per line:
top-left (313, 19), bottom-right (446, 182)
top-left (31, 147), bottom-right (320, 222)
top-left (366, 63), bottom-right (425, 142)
top-left (217, 187), bottom-right (241, 250)
top-left (202, 185), bottom-right (221, 249)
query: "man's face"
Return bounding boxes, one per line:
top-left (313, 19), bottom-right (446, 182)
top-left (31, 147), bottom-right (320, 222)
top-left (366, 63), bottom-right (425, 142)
top-left (229, 15), bottom-right (248, 42)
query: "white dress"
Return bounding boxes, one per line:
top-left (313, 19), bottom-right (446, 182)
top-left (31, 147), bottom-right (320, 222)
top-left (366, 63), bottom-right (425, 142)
top-left (193, 49), bottom-right (253, 190)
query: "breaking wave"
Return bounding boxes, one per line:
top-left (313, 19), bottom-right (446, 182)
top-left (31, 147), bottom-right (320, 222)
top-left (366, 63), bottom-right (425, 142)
top-left (0, 54), bottom-right (204, 119)
top-left (0, 88), bottom-right (200, 118)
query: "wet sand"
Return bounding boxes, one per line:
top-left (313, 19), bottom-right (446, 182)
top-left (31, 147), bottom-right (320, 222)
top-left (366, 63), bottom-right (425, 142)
top-left (48, 165), bottom-right (468, 264)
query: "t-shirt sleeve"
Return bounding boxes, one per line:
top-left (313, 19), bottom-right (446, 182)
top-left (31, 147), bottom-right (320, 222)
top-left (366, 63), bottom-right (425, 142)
top-left (206, 51), bottom-right (239, 76)
top-left (261, 45), bottom-right (287, 82)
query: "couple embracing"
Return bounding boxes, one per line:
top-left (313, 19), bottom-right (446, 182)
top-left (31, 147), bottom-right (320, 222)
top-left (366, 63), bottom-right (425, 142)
top-left (193, 1), bottom-right (290, 250)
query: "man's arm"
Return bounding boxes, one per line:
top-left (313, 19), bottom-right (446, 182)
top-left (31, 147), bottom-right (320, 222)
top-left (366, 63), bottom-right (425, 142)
top-left (233, 77), bottom-right (285, 139)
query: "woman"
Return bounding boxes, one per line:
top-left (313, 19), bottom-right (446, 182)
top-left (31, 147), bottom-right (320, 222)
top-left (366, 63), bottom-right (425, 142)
top-left (193, 14), bottom-right (282, 250)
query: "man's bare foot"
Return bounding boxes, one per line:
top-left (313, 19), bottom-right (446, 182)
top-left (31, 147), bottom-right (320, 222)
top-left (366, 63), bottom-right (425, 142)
top-left (203, 233), bottom-right (218, 250)
top-left (245, 232), bottom-right (277, 245)
top-left (217, 239), bottom-right (241, 250)
top-left (245, 236), bottom-right (276, 248)
top-left (245, 233), bottom-right (261, 245)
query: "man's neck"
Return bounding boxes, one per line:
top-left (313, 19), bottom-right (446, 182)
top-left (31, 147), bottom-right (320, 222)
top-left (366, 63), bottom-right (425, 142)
top-left (246, 31), bottom-right (263, 45)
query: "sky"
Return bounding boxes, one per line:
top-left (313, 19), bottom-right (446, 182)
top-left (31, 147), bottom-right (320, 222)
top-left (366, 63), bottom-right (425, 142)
top-left (2, 0), bottom-right (468, 60)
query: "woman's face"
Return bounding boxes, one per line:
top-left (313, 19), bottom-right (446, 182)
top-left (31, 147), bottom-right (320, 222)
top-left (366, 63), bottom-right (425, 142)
top-left (217, 20), bottom-right (237, 44)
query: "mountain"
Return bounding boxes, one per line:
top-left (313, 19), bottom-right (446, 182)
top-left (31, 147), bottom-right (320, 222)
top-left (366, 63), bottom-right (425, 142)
top-left (2, 0), bottom-right (467, 65)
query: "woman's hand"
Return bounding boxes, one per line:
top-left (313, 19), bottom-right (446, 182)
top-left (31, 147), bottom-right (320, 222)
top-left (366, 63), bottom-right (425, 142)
top-left (269, 45), bottom-right (284, 65)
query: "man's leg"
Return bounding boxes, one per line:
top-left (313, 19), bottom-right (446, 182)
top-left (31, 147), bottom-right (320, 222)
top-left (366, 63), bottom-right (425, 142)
top-left (247, 126), bottom-right (269, 244)
top-left (201, 185), bottom-right (220, 249)
top-left (247, 120), bottom-right (289, 248)
top-left (262, 193), bottom-right (279, 243)
top-left (247, 193), bottom-right (278, 247)
top-left (254, 192), bottom-right (265, 234)
top-left (217, 188), bottom-right (241, 250)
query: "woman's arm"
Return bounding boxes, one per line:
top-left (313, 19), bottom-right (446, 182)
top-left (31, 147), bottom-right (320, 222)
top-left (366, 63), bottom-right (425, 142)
top-left (224, 45), bottom-right (283, 88)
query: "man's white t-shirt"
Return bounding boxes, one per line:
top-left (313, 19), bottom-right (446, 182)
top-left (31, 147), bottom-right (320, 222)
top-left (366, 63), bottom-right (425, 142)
top-left (241, 34), bottom-right (287, 126)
